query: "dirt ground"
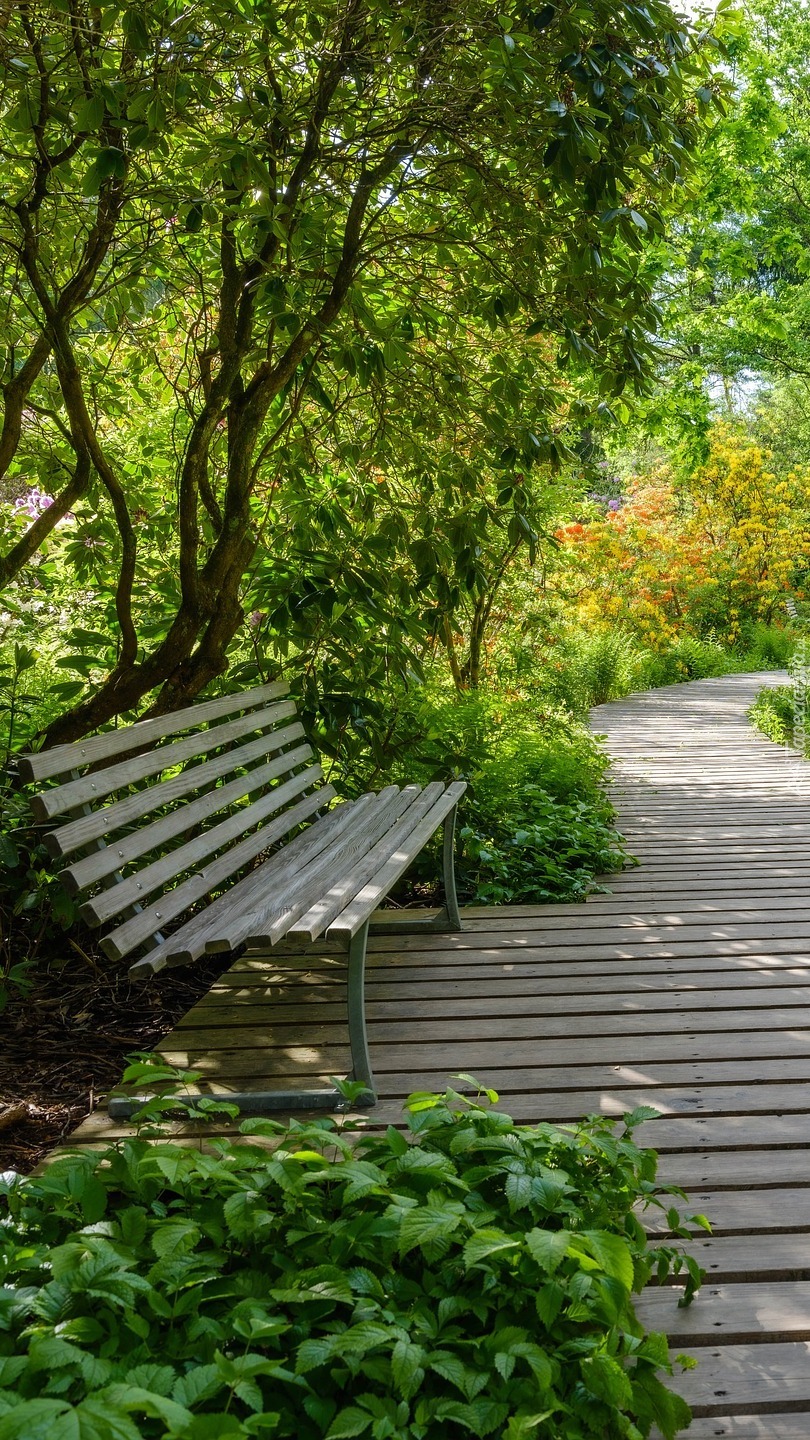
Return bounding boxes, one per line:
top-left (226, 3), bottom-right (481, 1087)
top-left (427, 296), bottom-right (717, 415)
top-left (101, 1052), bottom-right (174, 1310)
top-left (0, 946), bottom-right (233, 1172)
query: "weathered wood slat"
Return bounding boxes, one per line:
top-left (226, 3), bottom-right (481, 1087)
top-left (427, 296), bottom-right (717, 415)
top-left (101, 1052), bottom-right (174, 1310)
top-left (217, 950), bottom-right (810, 984)
top-left (160, 1004), bottom-right (810, 1040)
top-left (54, 718), bottom-right (305, 869)
top-left (234, 785), bottom-right (432, 949)
top-left (669, 1235), bottom-right (810, 1284)
top-left (667, 1341), bottom-right (810, 1415)
top-left (81, 761), bottom-right (325, 927)
top-left (130, 792), bottom-right (386, 972)
top-left (326, 781), bottom-right (467, 940)
top-left (150, 1050), bottom-right (810, 1100)
top-left (683, 1419), bottom-right (810, 1439)
top-left (646, 1189), bottom-right (810, 1236)
top-left (18, 679), bottom-right (289, 782)
top-left (178, 983), bottom-right (810, 1021)
top-left (104, 782), bottom-right (336, 961)
top-left (285, 783), bottom-right (449, 943)
top-left (214, 953), bottom-right (810, 989)
top-left (656, 1149), bottom-right (810, 1191)
top-left (31, 696), bottom-right (297, 821)
top-left (637, 1283), bottom-right (810, 1344)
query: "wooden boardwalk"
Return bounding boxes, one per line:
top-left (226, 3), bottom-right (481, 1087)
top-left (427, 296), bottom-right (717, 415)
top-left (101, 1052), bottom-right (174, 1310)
top-left (70, 669), bottom-right (810, 1435)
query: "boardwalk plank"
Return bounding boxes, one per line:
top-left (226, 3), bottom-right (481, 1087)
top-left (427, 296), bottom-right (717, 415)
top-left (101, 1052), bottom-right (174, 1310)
top-left (637, 1282), bottom-right (810, 1344)
top-left (668, 1341), bottom-right (810, 1415)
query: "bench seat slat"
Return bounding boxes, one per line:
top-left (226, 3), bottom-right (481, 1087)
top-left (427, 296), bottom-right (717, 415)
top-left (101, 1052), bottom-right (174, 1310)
top-left (221, 786), bottom-right (427, 951)
top-left (327, 780), bottom-right (467, 939)
top-left (197, 791), bottom-right (399, 956)
top-left (20, 680), bottom-right (289, 784)
top-left (282, 782), bottom-right (446, 943)
top-left (79, 759), bottom-right (322, 926)
top-left (127, 793), bottom-right (380, 974)
top-left (61, 740), bottom-right (314, 896)
top-left (101, 782), bottom-right (336, 962)
top-left (45, 717), bottom-right (305, 860)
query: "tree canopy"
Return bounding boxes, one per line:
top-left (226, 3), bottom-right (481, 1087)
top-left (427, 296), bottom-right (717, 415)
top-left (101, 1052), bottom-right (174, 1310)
top-left (0, 0), bottom-right (722, 743)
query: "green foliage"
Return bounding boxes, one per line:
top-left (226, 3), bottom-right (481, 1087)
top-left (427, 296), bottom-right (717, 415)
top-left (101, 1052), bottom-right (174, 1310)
top-left (0, 769), bottom-right (77, 1013)
top-left (640, 636), bottom-right (737, 686)
top-left (350, 689), bottom-right (629, 905)
top-left (544, 631), bottom-right (648, 712)
top-left (459, 788), bottom-right (628, 906)
top-left (749, 685), bottom-right (797, 749)
top-left (0, 0), bottom-right (726, 739)
top-left (743, 622), bottom-right (796, 669)
top-left (0, 1083), bottom-right (705, 1439)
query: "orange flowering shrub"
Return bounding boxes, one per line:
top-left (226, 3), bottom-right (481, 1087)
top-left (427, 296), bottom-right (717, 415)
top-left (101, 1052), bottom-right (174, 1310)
top-left (557, 431), bottom-right (810, 645)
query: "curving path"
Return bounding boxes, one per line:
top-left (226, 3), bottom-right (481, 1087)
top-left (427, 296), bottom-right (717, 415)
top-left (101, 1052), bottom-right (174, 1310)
top-left (70, 670), bottom-right (810, 1435)
top-left (593, 672), bottom-right (810, 1437)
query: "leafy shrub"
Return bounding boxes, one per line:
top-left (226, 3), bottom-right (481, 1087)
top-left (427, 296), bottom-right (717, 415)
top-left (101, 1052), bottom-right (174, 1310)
top-left (0, 1082), bottom-right (705, 1440)
top-left (0, 768), bottom-right (78, 1014)
top-left (640, 636), bottom-right (733, 687)
top-left (749, 684), bottom-right (797, 749)
top-left (364, 690), bottom-right (628, 904)
top-left (743, 621), bottom-right (795, 669)
top-left (460, 787), bottom-right (628, 905)
top-left (545, 631), bottom-right (647, 713)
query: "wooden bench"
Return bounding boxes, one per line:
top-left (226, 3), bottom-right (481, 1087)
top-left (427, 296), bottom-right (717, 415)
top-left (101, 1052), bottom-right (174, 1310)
top-left (18, 682), bottom-right (465, 1114)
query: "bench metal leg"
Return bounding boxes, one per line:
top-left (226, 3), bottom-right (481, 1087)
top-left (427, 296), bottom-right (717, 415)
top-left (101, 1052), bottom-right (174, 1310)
top-left (109, 806), bottom-right (462, 1122)
top-left (109, 929), bottom-right (378, 1120)
top-left (442, 804), bottom-right (462, 930)
top-left (368, 803), bottom-right (464, 935)
top-left (346, 919), bottom-right (376, 1106)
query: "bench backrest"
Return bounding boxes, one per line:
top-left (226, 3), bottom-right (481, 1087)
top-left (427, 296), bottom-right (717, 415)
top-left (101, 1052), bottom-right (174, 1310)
top-left (18, 682), bottom-right (335, 965)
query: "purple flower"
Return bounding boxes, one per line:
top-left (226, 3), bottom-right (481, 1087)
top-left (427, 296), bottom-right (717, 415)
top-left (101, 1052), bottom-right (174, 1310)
top-left (607, 498), bottom-right (621, 511)
top-left (12, 486), bottom-right (55, 519)
top-left (248, 610), bottom-right (264, 629)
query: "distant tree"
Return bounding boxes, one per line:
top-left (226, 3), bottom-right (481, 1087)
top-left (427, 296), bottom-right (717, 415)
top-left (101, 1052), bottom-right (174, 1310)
top-left (639, 0), bottom-right (810, 449)
top-left (0, 0), bottom-right (723, 743)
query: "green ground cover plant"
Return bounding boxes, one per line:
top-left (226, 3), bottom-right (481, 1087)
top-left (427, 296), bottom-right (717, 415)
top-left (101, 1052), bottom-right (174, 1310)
top-left (749, 684), bottom-right (797, 749)
top-left (0, 1079), bottom-right (706, 1440)
top-left (358, 691), bottom-right (628, 906)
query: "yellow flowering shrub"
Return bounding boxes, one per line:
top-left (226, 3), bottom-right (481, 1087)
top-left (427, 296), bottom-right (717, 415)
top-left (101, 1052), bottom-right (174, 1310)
top-left (557, 430), bottom-right (810, 645)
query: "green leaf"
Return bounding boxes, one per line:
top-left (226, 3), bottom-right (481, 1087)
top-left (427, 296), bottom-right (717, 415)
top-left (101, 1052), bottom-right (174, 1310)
top-left (150, 1219), bottom-right (200, 1259)
top-left (0, 1401), bottom-right (78, 1440)
top-left (578, 1231), bottom-right (635, 1291)
top-left (582, 1353), bottom-right (633, 1407)
top-left (178, 1417), bottom-right (243, 1439)
top-left (325, 1407), bottom-right (372, 1439)
top-left (74, 95), bottom-right (104, 132)
top-left (0, 1359), bottom-right (26, 1389)
top-left (122, 9), bottom-right (150, 55)
top-left (398, 1202), bottom-right (465, 1257)
top-left (172, 1366), bottom-right (222, 1409)
top-left (102, 1385), bottom-right (192, 1430)
top-left (463, 1229), bottom-right (520, 1266)
top-left (391, 1340), bottom-right (425, 1399)
top-left (526, 1228), bottom-right (570, 1273)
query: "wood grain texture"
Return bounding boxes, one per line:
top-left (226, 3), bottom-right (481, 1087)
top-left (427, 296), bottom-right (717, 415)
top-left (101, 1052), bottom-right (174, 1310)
top-left (18, 679), bottom-right (289, 783)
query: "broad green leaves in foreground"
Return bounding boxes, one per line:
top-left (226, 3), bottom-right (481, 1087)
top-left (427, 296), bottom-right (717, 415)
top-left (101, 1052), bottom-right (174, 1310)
top-left (0, 1084), bottom-right (707, 1439)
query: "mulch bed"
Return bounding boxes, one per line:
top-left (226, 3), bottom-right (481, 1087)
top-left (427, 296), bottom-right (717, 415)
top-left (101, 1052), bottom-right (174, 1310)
top-left (0, 941), bottom-right (234, 1174)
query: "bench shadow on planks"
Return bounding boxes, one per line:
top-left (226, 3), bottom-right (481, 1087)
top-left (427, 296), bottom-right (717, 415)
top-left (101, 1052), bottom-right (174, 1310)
top-left (18, 682), bottom-right (465, 1115)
